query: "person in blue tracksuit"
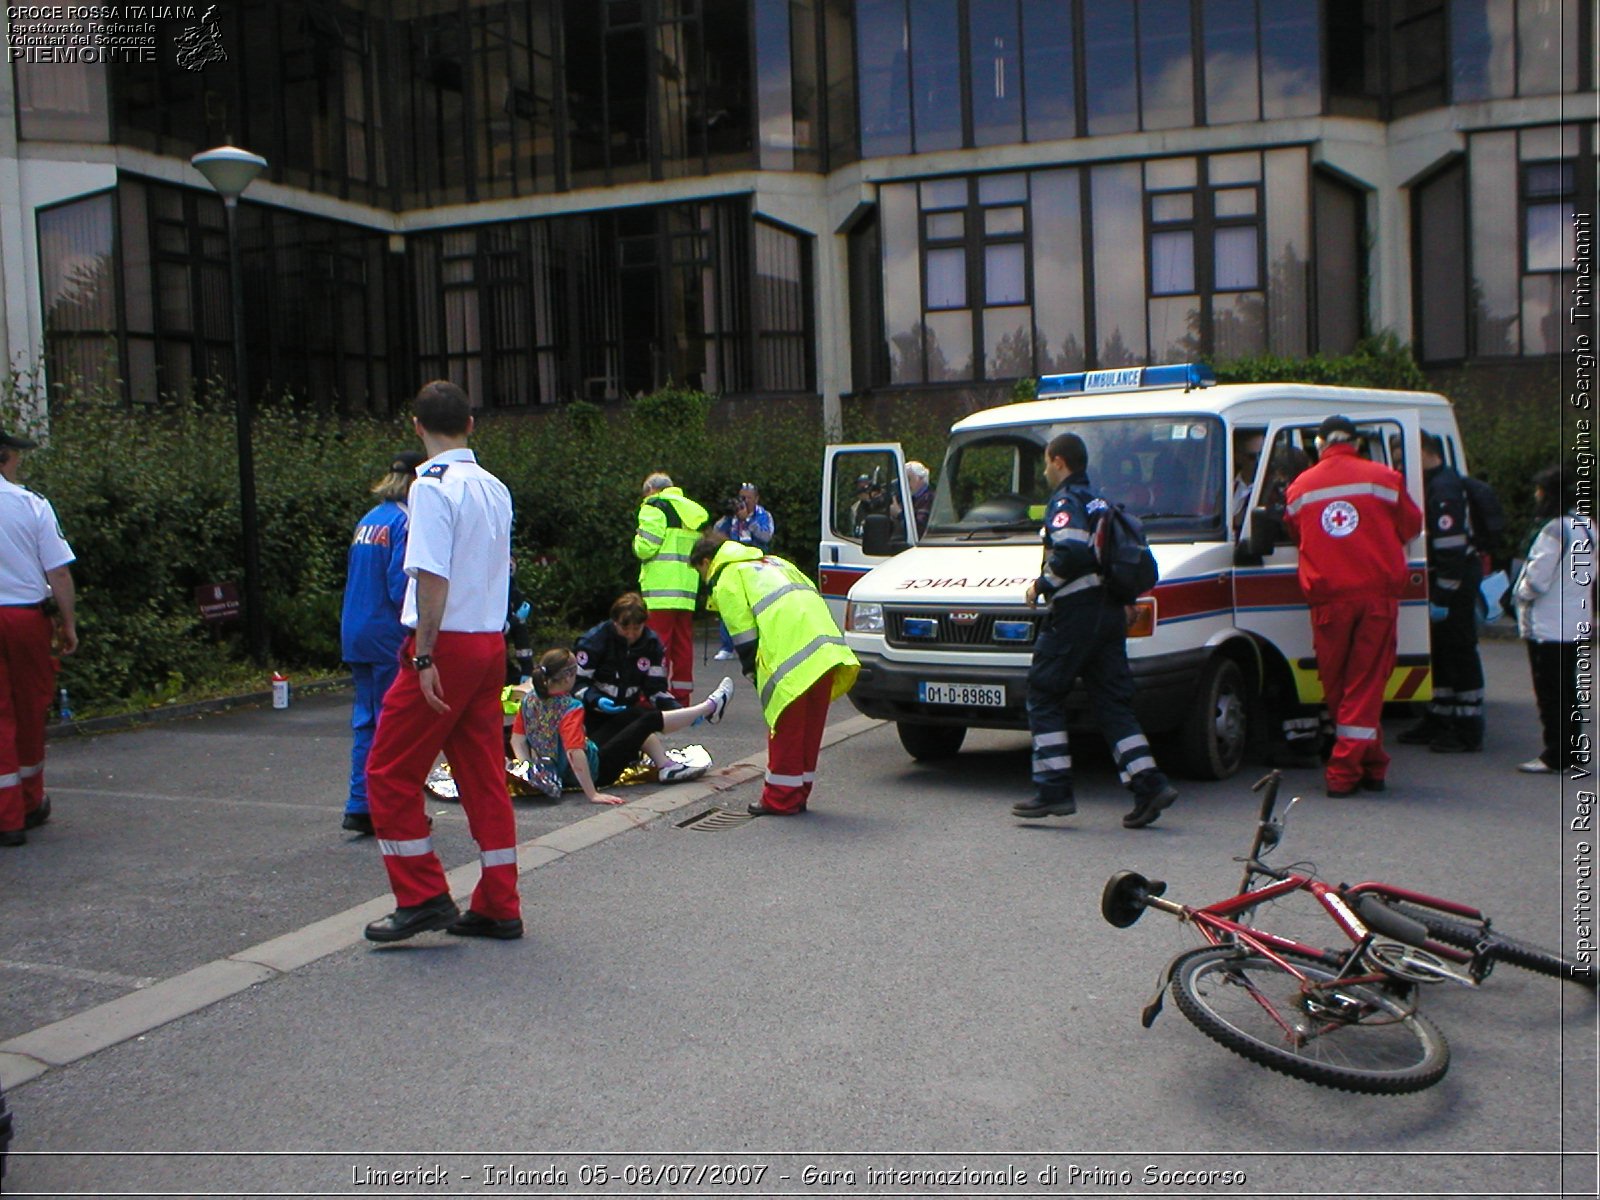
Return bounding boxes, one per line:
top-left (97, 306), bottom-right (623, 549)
top-left (338, 449), bottom-right (425, 835)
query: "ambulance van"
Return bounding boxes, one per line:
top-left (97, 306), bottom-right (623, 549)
top-left (820, 363), bottom-right (1465, 779)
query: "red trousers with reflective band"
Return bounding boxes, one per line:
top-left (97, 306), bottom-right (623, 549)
top-left (0, 606), bottom-right (54, 832)
top-left (1310, 596), bottom-right (1397, 790)
top-left (366, 631), bottom-right (519, 918)
top-left (760, 670), bottom-right (836, 813)
top-left (647, 609), bottom-right (695, 705)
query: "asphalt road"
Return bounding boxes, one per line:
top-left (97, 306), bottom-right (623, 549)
top-left (1, 637), bottom-right (1594, 1199)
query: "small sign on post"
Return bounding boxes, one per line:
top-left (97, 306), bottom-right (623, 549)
top-left (196, 582), bottom-right (242, 625)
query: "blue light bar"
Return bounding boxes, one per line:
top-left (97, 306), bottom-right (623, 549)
top-left (1037, 362), bottom-right (1216, 398)
top-left (902, 618), bottom-right (938, 639)
top-left (993, 620), bottom-right (1034, 643)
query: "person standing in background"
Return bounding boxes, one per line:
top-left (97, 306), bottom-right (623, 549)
top-left (338, 449), bottom-right (425, 837)
top-left (0, 427), bottom-right (77, 847)
top-left (633, 472), bottom-right (709, 705)
top-left (712, 482), bottom-right (774, 661)
top-left (1283, 415), bottom-right (1422, 797)
top-left (363, 382), bottom-right (522, 943)
top-left (1513, 466), bottom-right (1593, 775)
top-left (1398, 433), bottom-right (1485, 754)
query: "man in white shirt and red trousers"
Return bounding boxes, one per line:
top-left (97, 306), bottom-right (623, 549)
top-left (363, 381), bottom-right (524, 942)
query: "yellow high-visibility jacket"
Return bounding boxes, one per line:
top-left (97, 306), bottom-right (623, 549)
top-left (633, 487), bottom-right (708, 613)
top-left (706, 540), bottom-right (858, 729)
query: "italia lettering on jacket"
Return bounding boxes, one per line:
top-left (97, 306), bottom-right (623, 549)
top-left (351, 523), bottom-right (391, 547)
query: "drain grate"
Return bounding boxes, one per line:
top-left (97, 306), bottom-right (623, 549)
top-left (677, 806), bottom-right (755, 831)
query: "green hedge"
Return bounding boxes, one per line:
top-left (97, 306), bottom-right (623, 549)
top-left (6, 381), bottom-right (829, 716)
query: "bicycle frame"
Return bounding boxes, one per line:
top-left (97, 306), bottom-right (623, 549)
top-left (1137, 771), bottom-right (1493, 991)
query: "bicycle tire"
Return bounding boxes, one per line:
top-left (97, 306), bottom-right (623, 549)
top-left (1387, 903), bottom-right (1596, 989)
top-left (1170, 946), bottom-right (1450, 1094)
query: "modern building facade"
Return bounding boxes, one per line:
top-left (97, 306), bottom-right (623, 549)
top-left (1, 1), bottom-right (1593, 429)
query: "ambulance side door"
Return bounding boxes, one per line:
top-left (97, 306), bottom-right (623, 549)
top-left (1232, 413), bottom-right (1429, 705)
top-left (819, 444), bottom-right (914, 628)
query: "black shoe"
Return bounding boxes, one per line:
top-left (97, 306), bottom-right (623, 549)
top-left (1123, 785), bottom-right (1177, 829)
top-left (0, 829), bottom-right (24, 847)
top-left (23, 796), bottom-right (50, 829)
top-left (341, 811), bottom-right (375, 836)
top-left (1012, 795), bottom-right (1076, 819)
top-left (363, 892), bottom-right (459, 943)
top-left (1429, 733), bottom-right (1481, 754)
top-left (446, 910), bottom-right (524, 940)
top-left (747, 800), bottom-right (804, 816)
top-left (1359, 778), bottom-right (1387, 793)
top-left (1397, 722), bottom-right (1439, 746)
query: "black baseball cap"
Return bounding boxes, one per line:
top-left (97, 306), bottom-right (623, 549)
top-left (391, 449), bottom-right (427, 474)
top-left (1317, 414), bottom-right (1357, 440)
top-left (0, 428), bottom-right (39, 450)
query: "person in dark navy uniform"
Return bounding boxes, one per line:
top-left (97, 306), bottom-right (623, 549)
top-left (338, 449), bottom-right (425, 836)
top-left (573, 592), bottom-right (678, 743)
top-left (1398, 433), bottom-right (1484, 753)
top-left (1013, 433), bottom-right (1178, 829)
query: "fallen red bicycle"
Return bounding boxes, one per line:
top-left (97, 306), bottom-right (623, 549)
top-left (1102, 770), bottom-right (1594, 1094)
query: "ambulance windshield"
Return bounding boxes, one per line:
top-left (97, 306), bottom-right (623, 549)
top-left (925, 415), bottom-right (1227, 542)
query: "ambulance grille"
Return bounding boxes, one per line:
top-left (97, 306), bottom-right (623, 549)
top-left (886, 609), bottom-right (1038, 650)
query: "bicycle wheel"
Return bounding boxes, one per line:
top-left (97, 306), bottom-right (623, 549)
top-left (1170, 946), bottom-right (1450, 1094)
top-left (1387, 903), bottom-right (1596, 989)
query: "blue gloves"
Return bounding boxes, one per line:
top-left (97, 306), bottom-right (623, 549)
top-left (594, 696), bottom-right (627, 713)
top-left (514, 600), bottom-right (532, 623)
top-left (1429, 604), bottom-right (1449, 623)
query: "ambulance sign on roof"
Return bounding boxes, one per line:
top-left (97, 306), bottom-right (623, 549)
top-left (1037, 362), bottom-right (1217, 398)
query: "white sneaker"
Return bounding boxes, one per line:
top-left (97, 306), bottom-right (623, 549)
top-left (705, 676), bottom-right (734, 724)
top-left (658, 759), bottom-right (708, 784)
top-left (1517, 758), bottom-right (1556, 774)
top-left (713, 648), bottom-right (736, 661)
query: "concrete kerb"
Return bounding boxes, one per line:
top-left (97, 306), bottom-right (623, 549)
top-left (0, 713), bottom-right (886, 1092)
top-left (46, 677), bottom-right (351, 740)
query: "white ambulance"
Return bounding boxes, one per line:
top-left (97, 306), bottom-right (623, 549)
top-left (820, 363), bottom-right (1466, 779)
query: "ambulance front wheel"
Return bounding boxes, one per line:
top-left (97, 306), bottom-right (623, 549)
top-left (1176, 656), bottom-right (1249, 780)
top-left (898, 721), bottom-right (966, 761)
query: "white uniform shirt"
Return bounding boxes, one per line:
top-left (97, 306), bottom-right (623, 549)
top-left (0, 476), bottom-right (75, 604)
top-left (400, 447), bottom-right (513, 633)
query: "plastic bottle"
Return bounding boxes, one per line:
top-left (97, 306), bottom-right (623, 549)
top-left (58, 688), bottom-right (73, 721)
top-left (271, 671), bottom-right (290, 709)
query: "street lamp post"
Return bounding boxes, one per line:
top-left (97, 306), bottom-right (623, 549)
top-left (191, 145), bottom-right (269, 666)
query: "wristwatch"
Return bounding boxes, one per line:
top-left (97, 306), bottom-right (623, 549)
top-left (410, 654), bottom-right (434, 671)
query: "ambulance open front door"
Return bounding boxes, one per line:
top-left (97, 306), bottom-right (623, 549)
top-left (1233, 413), bottom-right (1431, 707)
top-left (819, 443), bottom-right (913, 628)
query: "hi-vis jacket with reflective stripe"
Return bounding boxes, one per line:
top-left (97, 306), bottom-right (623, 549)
top-left (633, 487), bottom-right (709, 612)
top-left (706, 541), bottom-right (859, 730)
top-left (1283, 441), bottom-right (1422, 604)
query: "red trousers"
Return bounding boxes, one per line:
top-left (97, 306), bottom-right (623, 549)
top-left (647, 608), bottom-right (695, 705)
top-left (0, 606), bottom-right (54, 833)
top-left (760, 671), bottom-right (836, 814)
top-left (366, 631), bottom-right (520, 918)
top-left (1310, 597), bottom-right (1397, 790)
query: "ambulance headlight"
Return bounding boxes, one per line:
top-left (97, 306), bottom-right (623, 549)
top-left (847, 601), bottom-right (884, 633)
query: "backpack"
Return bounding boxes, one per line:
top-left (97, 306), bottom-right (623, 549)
top-left (1093, 501), bottom-right (1160, 603)
top-left (1460, 474), bottom-right (1507, 561)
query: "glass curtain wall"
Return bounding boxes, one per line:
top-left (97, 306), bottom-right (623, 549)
top-left (412, 201), bottom-right (813, 406)
top-left (36, 178), bottom-right (394, 410)
top-left (875, 150), bottom-right (1316, 384)
top-left (1414, 123), bottom-right (1594, 362)
top-left (856, 0), bottom-right (1321, 157)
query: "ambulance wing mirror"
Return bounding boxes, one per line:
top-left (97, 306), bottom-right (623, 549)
top-left (861, 512), bottom-right (905, 558)
top-left (1247, 506), bottom-right (1283, 558)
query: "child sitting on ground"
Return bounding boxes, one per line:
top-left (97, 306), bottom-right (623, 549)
top-left (510, 648), bottom-right (733, 805)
